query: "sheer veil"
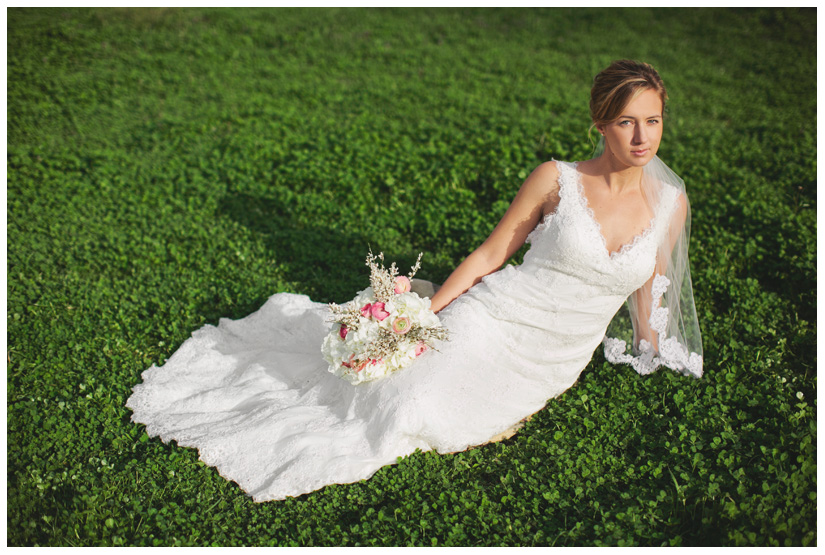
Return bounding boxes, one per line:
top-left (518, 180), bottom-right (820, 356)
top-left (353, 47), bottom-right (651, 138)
top-left (594, 138), bottom-right (704, 378)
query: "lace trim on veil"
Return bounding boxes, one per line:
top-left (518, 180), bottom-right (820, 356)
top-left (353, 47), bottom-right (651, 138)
top-left (603, 274), bottom-right (703, 378)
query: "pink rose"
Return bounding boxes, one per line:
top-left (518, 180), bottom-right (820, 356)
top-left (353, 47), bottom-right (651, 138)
top-left (360, 303), bottom-right (372, 317)
top-left (370, 302), bottom-right (390, 321)
top-left (391, 316), bottom-right (412, 334)
top-left (339, 325), bottom-right (348, 340)
top-left (394, 276), bottom-right (411, 295)
top-left (414, 342), bottom-right (427, 357)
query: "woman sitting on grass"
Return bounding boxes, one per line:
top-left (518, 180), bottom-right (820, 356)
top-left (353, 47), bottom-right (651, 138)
top-left (127, 59), bottom-right (703, 502)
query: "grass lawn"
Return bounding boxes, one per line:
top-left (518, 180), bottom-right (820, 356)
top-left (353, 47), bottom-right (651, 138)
top-left (7, 7), bottom-right (816, 546)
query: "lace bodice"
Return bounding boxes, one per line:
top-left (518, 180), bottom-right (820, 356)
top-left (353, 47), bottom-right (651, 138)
top-left (126, 160), bottom-right (699, 502)
top-left (465, 161), bottom-right (679, 346)
top-left (526, 161), bottom-right (672, 287)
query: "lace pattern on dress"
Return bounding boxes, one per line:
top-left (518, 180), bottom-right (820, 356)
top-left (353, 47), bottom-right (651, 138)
top-left (602, 274), bottom-right (703, 378)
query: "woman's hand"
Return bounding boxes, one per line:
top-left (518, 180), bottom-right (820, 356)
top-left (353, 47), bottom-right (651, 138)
top-left (430, 161), bottom-right (561, 313)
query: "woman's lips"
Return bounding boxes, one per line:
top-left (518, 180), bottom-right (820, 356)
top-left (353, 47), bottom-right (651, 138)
top-left (631, 149), bottom-right (649, 157)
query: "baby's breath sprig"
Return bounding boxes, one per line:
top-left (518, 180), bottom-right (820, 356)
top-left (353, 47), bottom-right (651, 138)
top-left (407, 325), bottom-right (449, 345)
top-left (328, 302), bottom-right (361, 331)
top-left (362, 328), bottom-right (398, 361)
top-left (407, 252), bottom-right (423, 280)
top-left (365, 249), bottom-right (425, 303)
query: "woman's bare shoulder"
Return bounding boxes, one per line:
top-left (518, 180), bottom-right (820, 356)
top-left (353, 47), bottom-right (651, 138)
top-left (522, 161), bottom-right (562, 196)
top-left (533, 160), bottom-right (562, 180)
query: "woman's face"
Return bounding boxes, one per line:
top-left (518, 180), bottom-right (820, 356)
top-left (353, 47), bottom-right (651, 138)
top-left (598, 88), bottom-right (663, 168)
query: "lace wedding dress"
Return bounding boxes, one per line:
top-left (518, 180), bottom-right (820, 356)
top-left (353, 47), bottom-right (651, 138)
top-left (127, 161), bottom-right (702, 502)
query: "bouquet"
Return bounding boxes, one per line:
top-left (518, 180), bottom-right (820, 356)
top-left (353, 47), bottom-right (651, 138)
top-left (321, 251), bottom-right (449, 384)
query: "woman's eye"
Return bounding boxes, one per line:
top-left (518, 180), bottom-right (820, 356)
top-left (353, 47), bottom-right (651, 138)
top-left (619, 120), bottom-right (632, 126)
top-left (647, 119), bottom-right (660, 125)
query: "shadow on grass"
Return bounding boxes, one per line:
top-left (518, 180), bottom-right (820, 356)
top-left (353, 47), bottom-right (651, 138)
top-left (216, 191), bottom-right (455, 306)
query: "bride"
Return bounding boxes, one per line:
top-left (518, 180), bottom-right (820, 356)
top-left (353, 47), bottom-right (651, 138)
top-left (127, 60), bottom-right (703, 502)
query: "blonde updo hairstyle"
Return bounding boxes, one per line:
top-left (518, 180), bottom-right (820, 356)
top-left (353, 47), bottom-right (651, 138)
top-left (589, 60), bottom-right (667, 135)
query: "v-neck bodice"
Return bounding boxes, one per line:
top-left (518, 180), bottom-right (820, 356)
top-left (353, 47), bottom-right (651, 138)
top-left (567, 162), bottom-right (658, 259)
top-left (521, 160), bottom-right (680, 295)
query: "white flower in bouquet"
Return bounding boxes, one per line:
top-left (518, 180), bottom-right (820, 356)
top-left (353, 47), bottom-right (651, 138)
top-left (321, 251), bottom-right (448, 385)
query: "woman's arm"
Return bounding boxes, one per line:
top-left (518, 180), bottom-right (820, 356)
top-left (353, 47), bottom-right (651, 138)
top-left (430, 161), bottom-right (561, 313)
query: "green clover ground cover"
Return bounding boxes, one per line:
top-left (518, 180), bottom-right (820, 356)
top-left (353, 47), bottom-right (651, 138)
top-left (7, 7), bottom-right (815, 546)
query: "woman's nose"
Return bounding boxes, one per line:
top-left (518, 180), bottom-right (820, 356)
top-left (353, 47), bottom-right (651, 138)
top-left (634, 124), bottom-right (648, 144)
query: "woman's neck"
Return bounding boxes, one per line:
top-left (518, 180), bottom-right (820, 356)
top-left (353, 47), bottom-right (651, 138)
top-left (587, 153), bottom-right (644, 195)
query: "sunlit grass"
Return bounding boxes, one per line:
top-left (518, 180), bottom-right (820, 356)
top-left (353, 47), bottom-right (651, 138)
top-left (7, 7), bottom-right (816, 546)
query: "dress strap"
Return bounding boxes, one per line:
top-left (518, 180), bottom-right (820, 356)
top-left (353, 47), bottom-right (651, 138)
top-left (525, 160), bottom-right (576, 245)
top-left (552, 160), bottom-right (581, 207)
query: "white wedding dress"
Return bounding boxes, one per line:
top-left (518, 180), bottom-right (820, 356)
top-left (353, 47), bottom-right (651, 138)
top-left (127, 161), bottom-right (696, 502)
